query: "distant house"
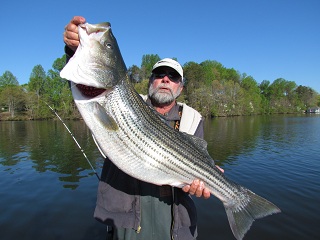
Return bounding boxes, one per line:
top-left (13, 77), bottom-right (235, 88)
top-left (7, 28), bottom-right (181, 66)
top-left (306, 107), bottom-right (320, 114)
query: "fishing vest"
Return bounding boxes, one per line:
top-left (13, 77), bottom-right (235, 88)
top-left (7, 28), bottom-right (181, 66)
top-left (140, 95), bottom-right (202, 135)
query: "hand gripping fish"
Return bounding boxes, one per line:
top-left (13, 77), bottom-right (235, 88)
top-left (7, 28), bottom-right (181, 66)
top-left (60, 22), bottom-right (280, 240)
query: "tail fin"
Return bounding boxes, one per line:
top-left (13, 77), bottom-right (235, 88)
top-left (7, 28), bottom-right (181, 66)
top-left (224, 188), bottom-right (281, 240)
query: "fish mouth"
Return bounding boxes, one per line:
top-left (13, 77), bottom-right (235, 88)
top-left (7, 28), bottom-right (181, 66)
top-left (76, 84), bottom-right (106, 98)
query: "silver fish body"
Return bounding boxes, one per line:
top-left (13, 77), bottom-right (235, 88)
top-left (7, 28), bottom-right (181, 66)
top-left (60, 22), bottom-right (280, 240)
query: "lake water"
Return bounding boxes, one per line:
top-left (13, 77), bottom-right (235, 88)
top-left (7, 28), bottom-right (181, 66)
top-left (0, 115), bottom-right (319, 240)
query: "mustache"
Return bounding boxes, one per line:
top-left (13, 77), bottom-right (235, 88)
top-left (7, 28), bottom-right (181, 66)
top-left (154, 83), bottom-right (174, 94)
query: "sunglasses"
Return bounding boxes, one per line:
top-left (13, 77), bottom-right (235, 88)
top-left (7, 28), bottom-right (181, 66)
top-left (153, 70), bottom-right (181, 82)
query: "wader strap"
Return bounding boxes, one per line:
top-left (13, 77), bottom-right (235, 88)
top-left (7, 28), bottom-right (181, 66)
top-left (174, 105), bottom-right (183, 131)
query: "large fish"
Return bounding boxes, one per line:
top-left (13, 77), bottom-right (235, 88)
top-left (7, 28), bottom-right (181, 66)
top-left (60, 22), bottom-right (280, 240)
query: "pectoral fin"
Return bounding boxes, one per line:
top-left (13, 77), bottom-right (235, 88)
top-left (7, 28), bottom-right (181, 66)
top-left (92, 102), bottom-right (118, 131)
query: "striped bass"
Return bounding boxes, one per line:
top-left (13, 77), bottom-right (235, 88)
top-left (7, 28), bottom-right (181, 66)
top-left (60, 22), bottom-right (280, 240)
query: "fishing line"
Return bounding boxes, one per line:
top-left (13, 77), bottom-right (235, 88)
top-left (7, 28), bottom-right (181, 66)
top-left (44, 101), bottom-right (101, 181)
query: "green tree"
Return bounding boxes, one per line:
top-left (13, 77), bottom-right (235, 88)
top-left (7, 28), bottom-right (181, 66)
top-left (128, 65), bottom-right (142, 83)
top-left (223, 68), bottom-right (241, 84)
top-left (183, 61), bottom-right (205, 94)
top-left (185, 84), bottom-right (211, 116)
top-left (295, 85), bottom-right (318, 109)
top-left (0, 85), bottom-right (25, 118)
top-left (134, 79), bottom-right (149, 95)
top-left (269, 78), bottom-right (286, 98)
top-left (223, 80), bottom-right (242, 116)
top-left (52, 55), bottom-right (66, 72)
top-left (29, 65), bottom-right (46, 96)
top-left (45, 70), bottom-right (69, 108)
top-left (284, 81), bottom-right (297, 97)
top-left (259, 80), bottom-right (271, 98)
top-left (202, 60), bottom-right (241, 85)
top-left (240, 75), bottom-right (261, 114)
top-left (59, 83), bottom-right (76, 118)
top-left (259, 80), bottom-right (271, 114)
top-left (46, 55), bottom-right (74, 118)
top-left (27, 65), bottom-right (47, 118)
top-left (2, 52), bottom-right (317, 119)
top-left (268, 78), bottom-right (287, 113)
top-left (268, 78), bottom-right (299, 113)
top-left (24, 91), bottom-right (38, 120)
top-left (140, 54), bottom-right (160, 79)
top-left (200, 60), bottom-right (219, 86)
top-left (0, 71), bottom-right (19, 88)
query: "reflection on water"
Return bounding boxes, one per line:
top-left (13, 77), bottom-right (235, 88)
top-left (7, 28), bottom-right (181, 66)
top-left (0, 120), bottom-right (103, 189)
top-left (204, 115), bottom-right (263, 165)
top-left (0, 120), bottom-right (107, 240)
top-left (198, 114), bottom-right (320, 240)
top-left (1, 115), bottom-right (320, 240)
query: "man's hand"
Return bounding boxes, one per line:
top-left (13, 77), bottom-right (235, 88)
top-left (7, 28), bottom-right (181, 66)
top-left (63, 16), bottom-right (86, 52)
top-left (182, 179), bottom-right (211, 199)
top-left (182, 166), bottom-right (224, 199)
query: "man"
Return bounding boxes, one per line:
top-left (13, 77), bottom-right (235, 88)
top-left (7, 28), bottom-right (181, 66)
top-left (64, 16), bottom-right (222, 240)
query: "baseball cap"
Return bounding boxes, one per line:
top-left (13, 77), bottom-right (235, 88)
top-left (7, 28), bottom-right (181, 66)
top-left (152, 58), bottom-right (183, 79)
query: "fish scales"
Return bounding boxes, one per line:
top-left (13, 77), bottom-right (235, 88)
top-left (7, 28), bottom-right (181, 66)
top-left (102, 78), bottom-right (245, 202)
top-left (60, 22), bottom-right (280, 240)
top-left (112, 82), bottom-right (213, 178)
top-left (105, 81), bottom-right (204, 184)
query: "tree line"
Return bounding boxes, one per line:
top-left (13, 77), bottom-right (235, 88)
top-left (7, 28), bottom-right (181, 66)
top-left (0, 54), bottom-right (319, 120)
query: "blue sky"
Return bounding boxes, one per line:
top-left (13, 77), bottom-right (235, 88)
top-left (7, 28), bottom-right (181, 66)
top-left (1, 0), bottom-right (319, 93)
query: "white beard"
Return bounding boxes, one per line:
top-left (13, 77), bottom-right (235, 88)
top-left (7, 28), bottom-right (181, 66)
top-left (148, 83), bottom-right (182, 105)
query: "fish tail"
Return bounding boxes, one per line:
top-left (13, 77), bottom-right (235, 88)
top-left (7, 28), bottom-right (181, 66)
top-left (224, 189), bottom-right (281, 240)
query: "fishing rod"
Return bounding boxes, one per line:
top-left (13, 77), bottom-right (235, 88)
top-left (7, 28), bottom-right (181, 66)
top-left (44, 101), bottom-right (101, 181)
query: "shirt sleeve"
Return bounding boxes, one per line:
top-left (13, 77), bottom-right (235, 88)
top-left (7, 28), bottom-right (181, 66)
top-left (64, 45), bottom-right (75, 63)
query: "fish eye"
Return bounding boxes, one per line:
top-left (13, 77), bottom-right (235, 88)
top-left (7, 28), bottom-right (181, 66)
top-left (105, 42), bottom-right (113, 49)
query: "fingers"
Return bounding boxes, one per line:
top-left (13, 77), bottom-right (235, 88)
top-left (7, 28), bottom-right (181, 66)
top-left (63, 16), bottom-right (86, 51)
top-left (216, 165), bottom-right (224, 173)
top-left (182, 184), bottom-right (190, 192)
top-left (63, 31), bottom-right (80, 50)
top-left (182, 165), bottom-right (225, 199)
top-left (190, 179), bottom-right (203, 197)
top-left (202, 188), bottom-right (211, 199)
top-left (71, 16), bottom-right (86, 25)
top-left (182, 179), bottom-right (211, 199)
